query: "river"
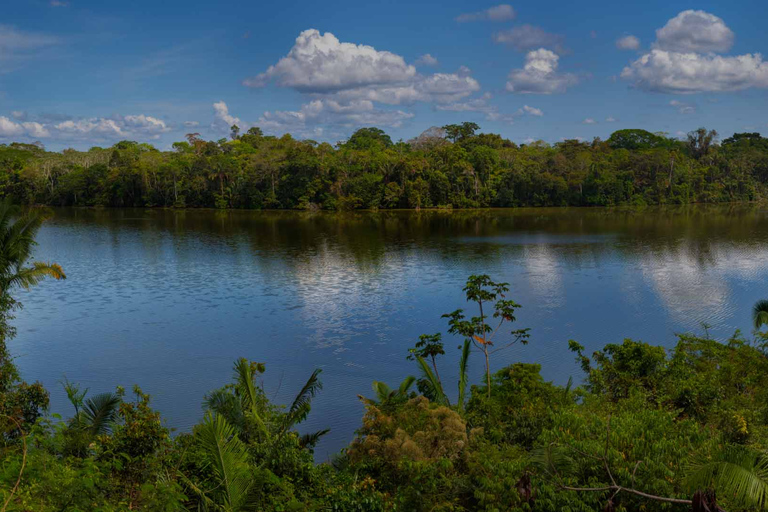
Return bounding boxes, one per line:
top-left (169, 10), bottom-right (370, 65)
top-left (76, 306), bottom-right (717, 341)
top-left (13, 205), bottom-right (768, 459)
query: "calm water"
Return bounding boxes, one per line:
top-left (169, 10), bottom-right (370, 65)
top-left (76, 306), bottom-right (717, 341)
top-left (13, 206), bottom-right (768, 458)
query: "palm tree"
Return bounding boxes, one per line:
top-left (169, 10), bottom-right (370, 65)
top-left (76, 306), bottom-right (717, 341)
top-left (365, 376), bottom-right (416, 405)
top-left (0, 199), bottom-right (66, 297)
top-left (686, 445), bottom-right (768, 510)
top-left (204, 358), bottom-right (328, 446)
top-left (753, 299), bottom-right (768, 330)
top-left (182, 412), bottom-right (256, 512)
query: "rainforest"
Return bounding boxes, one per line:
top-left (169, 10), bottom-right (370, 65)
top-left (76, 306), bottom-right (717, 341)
top-left (2, 125), bottom-right (767, 211)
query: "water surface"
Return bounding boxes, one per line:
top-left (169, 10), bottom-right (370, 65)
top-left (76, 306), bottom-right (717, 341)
top-left (14, 206), bottom-right (768, 458)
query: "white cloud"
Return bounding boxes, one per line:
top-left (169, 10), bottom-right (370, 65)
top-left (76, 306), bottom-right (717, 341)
top-left (183, 121), bottom-right (200, 128)
top-left (506, 48), bottom-right (578, 94)
top-left (243, 29), bottom-right (416, 92)
top-left (619, 11), bottom-right (764, 94)
top-left (244, 29), bottom-right (481, 110)
top-left (621, 49), bottom-right (768, 93)
top-left (616, 35), bottom-right (640, 51)
top-left (670, 99), bottom-right (696, 114)
top-left (22, 121), bottom-right (50, 138)
top-left (493, 25), bottom-right (566, 53)
top-left (0, 116), bottom-right (25, 137)
top-left (456, 4), bottom-right (515, 23)
top-left (606, 116), bottom-right (617, 122)
top-left (415, 54), bottom-right (438, 67)
top-left (213, 101), bottom-right (241, 131)
top-left (0, 112), bottom-right (170, 142)
top-left (654, 10), bottom-right (733, 53)
top-left (521, 105), bottom-right (543, 116)
top-left (241, 29), bottom-right (498, 136)
top-left (296, 67), bottom-right (481, 107)
top-left (582, 118), bottom-right (597, 124)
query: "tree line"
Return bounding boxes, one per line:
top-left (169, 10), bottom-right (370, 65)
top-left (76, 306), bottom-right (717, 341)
top-left (1, 124), bottom-right (768, 210)
top-left (4, 204), bottom-right (768, 510)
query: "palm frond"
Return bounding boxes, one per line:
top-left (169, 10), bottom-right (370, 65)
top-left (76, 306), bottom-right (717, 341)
top-left (298, 428), bottom-right (330, 450)
top-left (0, 201), bottom-right (64, 294)
top-left (458, 339), bottom-right (471, 413)
top-left (416, 356), bottom-right (448, 406)
top-left (398, 376), bottom-right (416, 396)
top-left (232, 358), bottom-right (268, 440)
top-left (754, 299), bottom-right (768, 329)
top-left (82, 392), bottom-right (121, 436)
top-left (371, 381), bottom-right (392, 403)
top-left (195, 412), bottom-right (254, 511)
top-left (563, 376), bottom-right (573, 401)
top-left (7, 262), bottom-right (66, 290)
top-left (686, 445), bottom-right (768, 509)
top-left (284, 369), bottom-right (323, 431)
top-left (177, 471), bottom-right (220, 512)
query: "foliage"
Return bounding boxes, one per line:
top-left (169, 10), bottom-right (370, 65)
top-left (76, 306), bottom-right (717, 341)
top-left (3, 126), bottom-right (768, 211)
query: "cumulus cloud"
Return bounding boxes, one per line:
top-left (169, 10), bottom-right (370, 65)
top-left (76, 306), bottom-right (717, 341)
top-left (213, 101), bottom-right (242, 131)
top-left (621, 50), bottom-right (768, 93)
top-left (616, 35), bottom-right (640, 51)
top-left (0, 112), bottom-right (171, 142)
top-left (0, 117), bottom-right (25, 137)
top-left (455, 4), bottom-right (515, 23)
top-left (521, 105), bottom-right (543, 116)
top-left (244, 29), bottom-right (480, 108)
top-left (415, 53), bottom-right (439, 67)
top-left (620, 11), bottom-right (766, 94)
top-left (582, 118), bottom-right (597, 124)
top-left (505, 48), bottom-right (578, 94)
top-left (241, 29), bottom-right (497, 137)
top-left (493, 25), bottom-right (566, 53)
top-left (654, 10), bottom-right (733, 53)
top-left (243, 29), bottom-right (416, 92)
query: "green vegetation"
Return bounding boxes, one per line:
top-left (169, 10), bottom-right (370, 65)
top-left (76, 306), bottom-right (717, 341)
top-left (6, 207), bottom-right (768, 510)
top-left (2, 124), bottom-right (768, 210)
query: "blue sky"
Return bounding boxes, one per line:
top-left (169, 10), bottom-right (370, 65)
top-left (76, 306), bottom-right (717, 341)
top-left (1, 0), bottom-right (767, 150)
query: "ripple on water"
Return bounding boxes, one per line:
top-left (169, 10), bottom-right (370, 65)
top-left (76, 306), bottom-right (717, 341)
top-left (15, 206), bottom-right (768, 457)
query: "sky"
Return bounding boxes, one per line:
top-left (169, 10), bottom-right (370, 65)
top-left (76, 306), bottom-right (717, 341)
top-left (1, 0), bottom-right (767, 150)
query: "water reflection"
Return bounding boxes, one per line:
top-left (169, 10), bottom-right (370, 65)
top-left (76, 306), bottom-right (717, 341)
top-left (13, 205), bottom-right (768, 459)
